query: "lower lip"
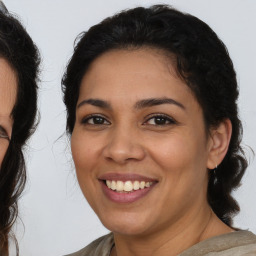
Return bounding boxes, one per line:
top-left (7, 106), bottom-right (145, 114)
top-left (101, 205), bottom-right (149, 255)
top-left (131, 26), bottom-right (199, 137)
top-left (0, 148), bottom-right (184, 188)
top-left (100, 181), bottom-right (156, 204)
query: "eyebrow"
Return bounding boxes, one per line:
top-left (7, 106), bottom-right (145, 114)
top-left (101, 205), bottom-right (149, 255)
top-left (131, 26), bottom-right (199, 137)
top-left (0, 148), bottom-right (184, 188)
top-left (135, 97), bottom-right (185, 110)
top-left (77, 97), bottom-right (185, 110)
top-left (77, 99), bottom-right (111, 109)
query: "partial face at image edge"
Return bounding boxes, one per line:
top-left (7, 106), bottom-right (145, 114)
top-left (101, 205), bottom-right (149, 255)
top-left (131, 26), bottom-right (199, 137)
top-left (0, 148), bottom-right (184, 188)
top-left (0, 58), bottom-right (17, 166)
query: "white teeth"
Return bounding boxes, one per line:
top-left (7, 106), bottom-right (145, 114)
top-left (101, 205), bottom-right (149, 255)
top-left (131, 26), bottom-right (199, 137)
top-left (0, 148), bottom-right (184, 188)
top-left (111, 180), bottom-right (116, 190)
top-left (140, 181), bottom-right (145, 189)
top-left (124, 181), bottom-right (133, 192)
top-left (133, 181), bottom-right (140, 190)
top-left (145, 182), bottom-right (150, 188)
top-left (106, 180), bottom-right (153, 192)
top-left (116, 181), bottom-right (124, 191)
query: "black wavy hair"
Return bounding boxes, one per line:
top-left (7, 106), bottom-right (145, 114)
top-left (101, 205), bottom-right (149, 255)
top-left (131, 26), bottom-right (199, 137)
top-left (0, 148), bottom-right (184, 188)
top-left (62, 5), bottom-right (247, 227)
top-left (0, 8), bottom-right (40, 256)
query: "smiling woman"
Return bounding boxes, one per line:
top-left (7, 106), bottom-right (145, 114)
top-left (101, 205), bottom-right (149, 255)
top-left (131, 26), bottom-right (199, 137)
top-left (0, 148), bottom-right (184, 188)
top-left (62, 5), bottom-right (256, 256)
top-left (0, 2), bottom-right (40, 255)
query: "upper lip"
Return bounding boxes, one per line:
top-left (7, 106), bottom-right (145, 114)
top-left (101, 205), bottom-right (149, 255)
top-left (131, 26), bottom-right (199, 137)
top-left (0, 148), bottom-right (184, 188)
top-left (98, 173), bottom-right (157, 182)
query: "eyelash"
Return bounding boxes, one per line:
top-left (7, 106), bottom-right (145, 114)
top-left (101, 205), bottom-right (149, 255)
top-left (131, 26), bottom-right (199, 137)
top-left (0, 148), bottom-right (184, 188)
top-left (80, 113), bottom-right (176, 127)
top-left (143, 114), bottom-right (176, 126)
top-left (81, 114), bottom-right (110, 126)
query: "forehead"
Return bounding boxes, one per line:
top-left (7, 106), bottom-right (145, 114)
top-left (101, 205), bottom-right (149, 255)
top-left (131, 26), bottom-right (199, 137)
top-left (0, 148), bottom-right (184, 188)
top-left (79, 48), bottom-right (195, 105)
top-left (0, 58), bottom-right (17, 118)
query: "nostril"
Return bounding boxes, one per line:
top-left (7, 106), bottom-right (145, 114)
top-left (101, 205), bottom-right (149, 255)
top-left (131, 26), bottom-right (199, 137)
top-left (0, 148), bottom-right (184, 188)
top-left (103, 142), bottom-right (146, 164)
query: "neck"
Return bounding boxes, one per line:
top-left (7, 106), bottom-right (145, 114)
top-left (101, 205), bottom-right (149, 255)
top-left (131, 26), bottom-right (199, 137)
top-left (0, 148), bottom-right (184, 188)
top-left (111, 206), bottom-right (233, 256)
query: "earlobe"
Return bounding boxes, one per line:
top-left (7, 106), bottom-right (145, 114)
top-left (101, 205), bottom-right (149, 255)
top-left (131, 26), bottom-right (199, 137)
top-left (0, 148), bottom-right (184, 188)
top-left (207, 119), bottom-right (232, 170)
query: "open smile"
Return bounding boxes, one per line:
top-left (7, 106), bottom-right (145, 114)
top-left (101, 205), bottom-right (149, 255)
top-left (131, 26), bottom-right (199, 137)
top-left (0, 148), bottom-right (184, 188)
top-left (99, 173), bottom-right (158, 203)
top-left (106, 180), bottom-right (154, 192)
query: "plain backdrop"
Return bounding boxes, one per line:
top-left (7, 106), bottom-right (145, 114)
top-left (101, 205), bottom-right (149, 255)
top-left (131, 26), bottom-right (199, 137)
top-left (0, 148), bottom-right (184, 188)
top-left (3, 0), bottom-right (256, 255)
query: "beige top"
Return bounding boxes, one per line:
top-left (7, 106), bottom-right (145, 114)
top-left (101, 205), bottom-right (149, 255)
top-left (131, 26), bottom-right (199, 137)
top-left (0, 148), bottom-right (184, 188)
top-left (66, 231), bottom-right (256, 256)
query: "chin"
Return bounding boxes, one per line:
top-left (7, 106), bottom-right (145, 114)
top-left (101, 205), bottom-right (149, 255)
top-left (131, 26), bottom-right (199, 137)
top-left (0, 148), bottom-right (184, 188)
top-left (98, 211), bottom-right (154, 236)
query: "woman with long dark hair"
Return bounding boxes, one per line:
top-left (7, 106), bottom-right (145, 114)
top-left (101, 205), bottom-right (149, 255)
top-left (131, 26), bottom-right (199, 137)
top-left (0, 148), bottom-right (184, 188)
top-left (0, 2), bottom-right (40, 255)
top-left (62, 5), bottom-right (256, 255)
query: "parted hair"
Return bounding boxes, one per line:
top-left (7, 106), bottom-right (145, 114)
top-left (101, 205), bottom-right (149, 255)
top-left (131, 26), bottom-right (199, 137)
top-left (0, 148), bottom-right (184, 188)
top-left (0, 10), bottom-right (40, 256)
top-left (62, 5), bottom-right (247, 227)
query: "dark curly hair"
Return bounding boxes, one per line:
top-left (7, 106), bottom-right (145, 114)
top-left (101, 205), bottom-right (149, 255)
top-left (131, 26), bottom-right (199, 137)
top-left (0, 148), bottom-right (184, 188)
top-left (62, 5), bottom-right (247, 227)
top-left (0, 6), bottom-right (40, 256)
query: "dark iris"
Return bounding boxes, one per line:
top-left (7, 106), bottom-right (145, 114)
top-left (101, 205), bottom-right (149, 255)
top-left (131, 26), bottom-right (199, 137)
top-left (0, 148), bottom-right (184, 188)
top-left (154, 117), bottom-right (168, 125)
top-left (93, 117), bottom-right (105, 124)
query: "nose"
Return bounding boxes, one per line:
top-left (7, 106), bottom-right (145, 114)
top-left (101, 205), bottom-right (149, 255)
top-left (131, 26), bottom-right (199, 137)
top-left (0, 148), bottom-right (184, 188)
top-left (103, 127), bottom-right (146, 164)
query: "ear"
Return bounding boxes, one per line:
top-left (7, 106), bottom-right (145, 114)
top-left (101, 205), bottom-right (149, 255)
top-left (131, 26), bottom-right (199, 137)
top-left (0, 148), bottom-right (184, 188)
top-left (207, 119), bottom-right (232, 169)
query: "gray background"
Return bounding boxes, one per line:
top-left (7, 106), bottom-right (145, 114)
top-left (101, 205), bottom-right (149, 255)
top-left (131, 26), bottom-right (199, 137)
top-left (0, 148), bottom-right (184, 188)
top-left (3, 0), bottom-right (256, 255)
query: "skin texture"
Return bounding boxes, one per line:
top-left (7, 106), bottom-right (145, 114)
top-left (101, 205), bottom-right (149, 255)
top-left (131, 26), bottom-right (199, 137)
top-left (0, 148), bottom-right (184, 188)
top-left (71, 48), bottom-right (233, 256)
top-left (0, 58), bottom-right (17, 166)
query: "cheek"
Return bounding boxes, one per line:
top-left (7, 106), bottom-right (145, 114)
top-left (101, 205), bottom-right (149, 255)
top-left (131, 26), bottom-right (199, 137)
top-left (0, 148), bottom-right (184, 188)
top-left (149, 134), bottom-right (195, 167)
top-left (148, 130), bottom-right (208, 181)
top-left (71, 131), bottom-right (96, 198)
top-left (71, 130), bottom-right (95, 168)
top-left (150, 133), bottom-right (209, 210)
top-left (71, 129), bottom-right (103, 188)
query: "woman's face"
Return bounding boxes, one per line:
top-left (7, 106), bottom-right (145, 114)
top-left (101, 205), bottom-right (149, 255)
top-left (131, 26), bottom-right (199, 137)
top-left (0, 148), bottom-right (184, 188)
top-left (0, 58), bottom-right (17, 166)
top-left (71, 48), bottom-right (214, 236)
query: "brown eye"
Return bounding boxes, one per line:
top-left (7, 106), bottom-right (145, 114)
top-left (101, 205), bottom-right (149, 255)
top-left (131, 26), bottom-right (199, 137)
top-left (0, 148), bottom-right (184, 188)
top-left (0, 126), bottom-right (10, 141)
top-left (145, 115), bottom-right (176, 126)
top-left (89, 117), bottom-right (106, 125)
top-left (81, 115), bottom-right (110, 125)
